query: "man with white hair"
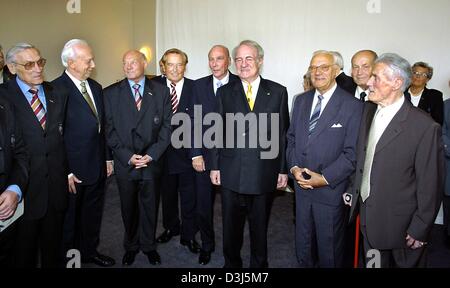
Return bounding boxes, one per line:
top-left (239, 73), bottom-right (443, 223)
top-left (52, 39), bottom-right (115, 267)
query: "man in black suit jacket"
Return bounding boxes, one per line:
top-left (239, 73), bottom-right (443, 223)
top-left (346, 53), bottom-right (444, 268)
top-left (0, 92), bottom-right (28, 267)
top-left (332, 51), bottom-right (357, 95)
top-left (2, 43), bottom-right (68, 267)
top-left (52, 39), bottom-right (114, 267)
top-left (210, 40), bottom-right (289, 268)
top-left (104, 50), bottom-right (171, 266)
top-left (153, 49), bottom-right (200, 256)
top-left (191, 45), bottom-right (240, 265)
top-left (405, 61), bottom-right (443, 125)
top-left (0, 45), bottom-right (13, 84)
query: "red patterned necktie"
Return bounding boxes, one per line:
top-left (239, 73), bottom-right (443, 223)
top-left (28, 89), bottom-right (46, 130)
top-left (133, 83), bottom-right (142, 111)
top-left (170, 82), bottom-right (178, 113)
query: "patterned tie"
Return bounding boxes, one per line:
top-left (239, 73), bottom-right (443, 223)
top-left (360, 109), bottom-right (381, 202)
top-left (133, 83), bottom-right (142, 111)
top-left (80, 81), bottom-right (98, 117)
top-left (29, 89), bottom-right (46, 130)
top-left (170, 82), bottom-right (178, 113)
top-left (246, 83), bottom-right (254, 110)
top-left (360, 91), bottom-right (367, 101)
top-left (308, 94), bottom-right (324, 135)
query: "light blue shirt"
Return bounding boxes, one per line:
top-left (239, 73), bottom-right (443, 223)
top-left (16, 76), bottom-right (47, 110)
top-left (128, 78), bottom-right (145, 99)
top-left (6, 185), bottom-right (22, 202)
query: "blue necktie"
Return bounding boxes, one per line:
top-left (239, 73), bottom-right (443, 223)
top-left (309, 95), bottom-right (323, 135)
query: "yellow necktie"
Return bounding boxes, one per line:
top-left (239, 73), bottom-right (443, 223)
top-left (246, 83), bottom-right (254, 110)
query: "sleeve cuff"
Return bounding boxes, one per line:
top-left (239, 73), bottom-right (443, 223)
top-left (6, 184), bottom-right (22, 202)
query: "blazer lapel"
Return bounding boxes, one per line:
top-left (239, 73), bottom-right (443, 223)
top-left (308, 89), bottom-right (342, 142)
top-left (9, 80), bottom-right (44, 132)
top-left (119, 80), bottom-right (138, 120)
top-left (375, 101), bottom-right (409, 154)
top-left (252, 78), bottom-right (271, 113)
top-left (232, 81), bottom-right (250, 113)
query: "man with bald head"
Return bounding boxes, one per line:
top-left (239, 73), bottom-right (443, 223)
top-left (1, 43), bottom-right (68, 267)
top-left (191, 45), bottom-right (239, 265)
top-left (287, 50), bottom-right (363, 267)
top-left (351, 50), bottom-right (378, 101)
top-left (104, 50), bottom-right (172, 266)
top-left (52, 39), bottom-right (114, 267)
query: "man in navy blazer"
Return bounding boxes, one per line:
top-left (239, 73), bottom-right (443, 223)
top-left (287, 50), bottom-right (363, 267)
top-left (191, 45), bottom-right (239, 265)
top-left (52, 39), bottom-right (114, 267)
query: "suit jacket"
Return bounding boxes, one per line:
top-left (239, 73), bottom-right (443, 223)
top-left (1, 66), bottom-right (13, 84)
top-left (405, 87), bottom-right (443, 125)
top-left (335, 72), bottom-right (357, 95)
top-left (190, 72), bottom-right (240, 170)
top-left (348, 100), bottom-right (444, 249)
top-left (211, 77), bottom-right (289, 195)
top-left (442, 99), bottom-right (450, 196)
top-left (0, 80), bottom-right (69, 220)
top-left (52, 72), bottom-right (109, 185)
top-left (286, 86), bottom-right (363, 206)
top-left (0, 93), bottom-right (28, 194)
top-left (104, 78), bottom-right (172, 180)
top-left (151, 77), bottom-right (195, 174)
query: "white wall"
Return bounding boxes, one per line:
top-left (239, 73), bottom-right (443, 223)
top-left (157, 0), bottom-right (450, 107)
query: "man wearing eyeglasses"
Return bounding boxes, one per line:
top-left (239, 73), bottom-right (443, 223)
top-left (52, 39), bottom-right (115, 267)
top-left (0, 43), bottom-right (69, 267)
top-left (287, 50), bottom-right (363, 267)
top-left (0, 45), bottom-right (13, 84)
top-left (351, 50), bottom-right (378, 102)
top-left (404, 62), bottom-right (443, 125)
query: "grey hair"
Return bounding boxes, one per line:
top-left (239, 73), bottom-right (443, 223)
top-left (312, 50), bottom-right (338, 66)
top-left (5, 43), bottom-right (36, 64)
top-left (375, 53), bottom-right (412, 91)
top-left (412, 61), bottom-right (433, 79)
top-left (232, 40), bottom-right (264, 60)
top-left (61, 39), bottom-right (89, 67)
top-left (330, 51), bottom-right (344, 70)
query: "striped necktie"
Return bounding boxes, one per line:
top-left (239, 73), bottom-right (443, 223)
top-left (28, 89), bottom-right (46, 130)
top-left (170, 82), bottom-right (178, 113)
top-left (308, 94), bottom-right (324, 135)
top-left (133, 83), bottom-right (142, 111)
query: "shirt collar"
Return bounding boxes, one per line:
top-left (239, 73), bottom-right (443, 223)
top-left (314, 83), bottom-right (337, 100)
top-left (213, 71), bottom-right (230, 86)
top-left (16, 76), bottom-right (43, 96)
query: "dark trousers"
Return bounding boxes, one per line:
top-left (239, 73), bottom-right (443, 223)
top-left (360, 224), bottom-right (427, 268)
top-left (62, 179), bottom-right (106, 259)
top-left (13, 206), bottom-right (65, 268)
top-left (222, 188), bottom-right (269, 268)
top-left (159, 170), bottom-right (196, 241)
top-left (0, 222), bottom-right (17, 267)
top-left (443, 195), bottom-right (450, 237)
top-left (295, 194), bottom-right (345, 268)
top-left (116, 178), bottom-right (158, 252)
top-left (195, 170), bottom-right (215, 252)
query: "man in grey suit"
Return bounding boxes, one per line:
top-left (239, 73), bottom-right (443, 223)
top-left (287, 50), bottom-right (363, 267)
top-left (210, 40), bottom-right (289, 268)
top-left (346, 53), bottom-right (444, 267)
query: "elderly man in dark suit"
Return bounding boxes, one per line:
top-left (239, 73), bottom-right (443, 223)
top-left (210, 40), bottom-right (289, 268)
top-left (287, 50), bottom-right (363, 267)
top-left (404, 61), bottom-right (443, 125)
top-left (346, 53), bottom-right (444, 268)
top-left (2, 43), bottom-right (68, 267)
top-left (0, 92), bottom-right (28, 267)
top-left (104, 50), bottom-right (171, 266)
top-left (153, 49), bottom-right (200, 256)
top-left (191, 45), bottom-right (239, 265)
top-left (52, 39), bottom-right (114, 267)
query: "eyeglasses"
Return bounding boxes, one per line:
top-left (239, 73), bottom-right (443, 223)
top-left (412, 71), bottom-right (428, 78)
top-left (13, 58), bottom-right (46, 70)
top-left (308, 64), bottom-right (335, 73)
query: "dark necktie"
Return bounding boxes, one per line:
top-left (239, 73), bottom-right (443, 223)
top-left (360, 91), bottom-right (367, 101)
top-left (133, 83), bottom-right (142, 111)
top-left (309, 95), bottom-right (324, 135)
top-left (29, 89), bottom-right (46, 130)
top-left (170, 82), bottom-right (178, 113)
top-left (80, 81), bottom-right (100, 132)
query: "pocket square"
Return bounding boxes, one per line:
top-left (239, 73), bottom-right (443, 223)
top-left (331, 123), bottom-right (343, 128)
